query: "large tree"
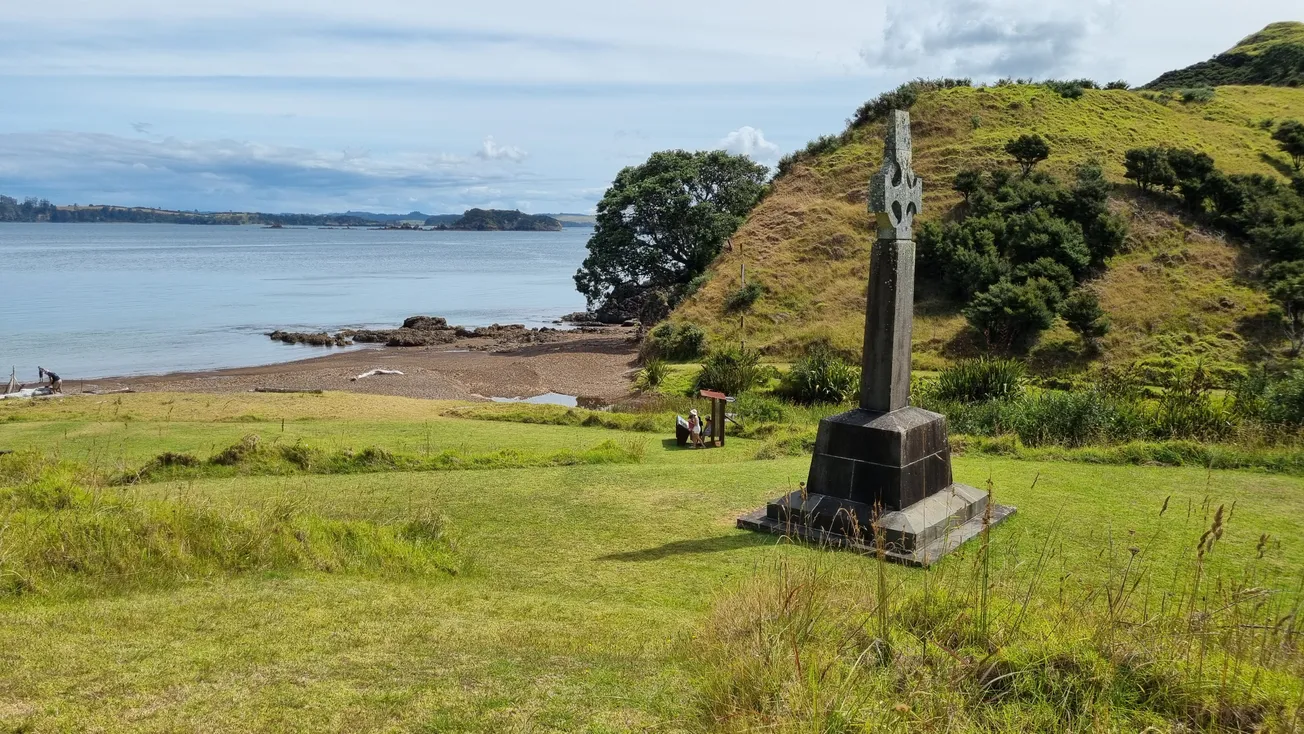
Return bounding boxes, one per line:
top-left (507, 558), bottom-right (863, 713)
top-left (1005, 134), bottom-right (1050, 176)
top-left (574, 150), bottom-right (768, 320)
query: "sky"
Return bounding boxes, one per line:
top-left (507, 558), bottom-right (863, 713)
top-left (0, 1), bottom-right (1298, 215)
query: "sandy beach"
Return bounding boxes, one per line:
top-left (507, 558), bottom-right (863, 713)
top-left (64, 327), bottom-right (641, 402)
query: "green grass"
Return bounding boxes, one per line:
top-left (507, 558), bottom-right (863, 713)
top-left (672, 82), bottom-right (1304, 374)
top-left (0, 392), bottom-right (1301, 730)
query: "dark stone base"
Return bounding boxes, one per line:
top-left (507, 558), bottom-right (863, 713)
top-left (737, 485), bottom-right (1016, 567)
top-left (806, 407), bottom-right (952, 511)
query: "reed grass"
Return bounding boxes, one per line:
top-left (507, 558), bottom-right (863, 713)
top-left (688, 487), bottom-right (1304, 732)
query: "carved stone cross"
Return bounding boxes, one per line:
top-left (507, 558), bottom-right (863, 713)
top-left (861, 110), bottom-right (923, 413)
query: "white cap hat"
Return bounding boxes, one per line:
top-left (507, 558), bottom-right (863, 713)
top-left (690, 409), bottom-right (698, 416)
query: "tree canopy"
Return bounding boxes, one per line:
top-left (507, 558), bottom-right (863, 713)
top-left (574, 150), bottom-right (768, 321)
top-left (1005, 134), bottom-right (1050, 176)
top-left (1274, 120), bottom-right (1304, 171)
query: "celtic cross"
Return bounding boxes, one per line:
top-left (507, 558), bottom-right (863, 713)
top-left (861, 109), bottom-right (924, 413)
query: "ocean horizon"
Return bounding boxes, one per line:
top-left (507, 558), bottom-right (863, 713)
top-left (0, 223), bottom-right (591, 382)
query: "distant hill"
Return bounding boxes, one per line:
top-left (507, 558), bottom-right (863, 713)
top-left (543, 213), bottom-right (597, 228)
top-left (430, 209), bottom-right (563, 231)
top-left (0, 197), bottom-right (376, 226)
top-left (670, 79), bottom-right (1304, 381)
top-left (1146, 21), bottom-right (1304, 89)
top-left (339, 210), bottom-right (429, 223)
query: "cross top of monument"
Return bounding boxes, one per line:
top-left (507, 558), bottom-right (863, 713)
top-left (868, 110), bottom-right (923, 241)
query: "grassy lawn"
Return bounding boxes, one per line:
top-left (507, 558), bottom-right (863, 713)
top-left (1, 393), bottom-right (1302, 731)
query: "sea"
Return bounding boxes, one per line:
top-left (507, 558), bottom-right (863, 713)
top-left (0, 223), bottom-right (591, 382)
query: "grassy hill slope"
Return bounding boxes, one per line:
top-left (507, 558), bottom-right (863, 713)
top-left (672, 83), bottom-right (1304, 377)
top-left (1146, 21), bottom-right (1304, 89)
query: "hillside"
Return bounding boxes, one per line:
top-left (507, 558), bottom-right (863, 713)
top-left (1146, 21), bottom-right (1304, 89)
top-left (672, 82), bottom-right (1304, 379)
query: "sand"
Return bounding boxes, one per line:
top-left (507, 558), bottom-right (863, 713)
top-left (72, 328), bottom-right (641, 402)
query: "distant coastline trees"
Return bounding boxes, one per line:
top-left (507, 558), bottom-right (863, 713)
top-left (574, 150), bottom-right (768, 324)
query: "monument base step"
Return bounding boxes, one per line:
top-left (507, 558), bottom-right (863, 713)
top-left (737, 486), bottom-right (1016, 567)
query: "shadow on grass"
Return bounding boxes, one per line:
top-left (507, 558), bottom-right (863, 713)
top-left (598, 532), bottom-right (771, 562)
top-left (1259, 151), bottom-right (1298, 180)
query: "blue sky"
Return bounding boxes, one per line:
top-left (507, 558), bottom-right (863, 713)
top-left (0, 0), bottom-right (1297, 214)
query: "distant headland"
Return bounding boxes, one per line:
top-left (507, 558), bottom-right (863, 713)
top-left (0, 195), bottom-right (593, 229)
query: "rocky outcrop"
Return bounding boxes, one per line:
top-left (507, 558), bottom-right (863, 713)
top-left (269, 315), bottom-right (587, 350)
top-left (268, 331), bottom-right (351, 347)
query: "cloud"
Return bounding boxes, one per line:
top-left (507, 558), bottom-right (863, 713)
top-left (862, 0), bottom-right (1119, 79)
top-left (718, 126), bottom-right (780, 162)
top-left (0, 130), bottom-right (522, 213)
top-left (131, 122), bottom-right (153, 134)
top-left (475, 136), bottom-right (528, 163)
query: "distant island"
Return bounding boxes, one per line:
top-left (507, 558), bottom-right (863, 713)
top-left (0, 196), bottom-right (590, 229)
top-left (430, 209), bottom-right (562, 231)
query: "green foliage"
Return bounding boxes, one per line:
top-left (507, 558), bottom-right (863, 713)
top-left (642, 321), bottom-right (706, 360)
top-left (634, 358), bottom-right (669, 390)
top-left (1104, 80), bottom-right (1130, 90)
top-left (574, 150), bottom-right (768, 315)
top-left (780, 345), bottom-right (860, 404)
top-left (932, 357), bottom-right (1027, 403)
top-left (1274, 119), bottom-right (1304, 171)
top-left (1266, 260), bottom-right (1304, 355)
top-left (952, 168), bottom-right (984, 202)
top-left (1042, 79), bottom-right (1089, 99)
top-left (694, 348), bottom-right (766, 396)
top-left (1005, 134), bottom-right (1051, 176)
top-left (1178, 86), bottom-right (1215, 103)
top-left (963, 279), bottom-right (1060, 351)
top-left (444, 208), bottom-right (562, 231)
top-left (1062, 288), bottom-right (1111, 348)
top-left (849, 78), bottom-right (972, 128)
top-left (1123, 147), bottom-right (1177, 192)
top-left (722, 280), bottom-right (763, 313)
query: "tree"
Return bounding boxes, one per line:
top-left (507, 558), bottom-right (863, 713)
top-left (1062, 288), bottom-right (1111, 351)
top-left (1266, 260), bottom-right (1304, 356)
top-left (574, 150), bottom-right (768, 318)
top-left (1005, 134), bottom-right (1051, 176)
top-left (1123, 147), bottom-right (1176, 192)
top-left (1274, 120), bottom-right (1304, 171)
top-left (952, 168), bottom-right (984, 202)
top-left (962, 279), bottom-right (1058, 351)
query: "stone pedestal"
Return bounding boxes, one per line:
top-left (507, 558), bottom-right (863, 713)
top-left (737, 407), bottom-right (1015, 566)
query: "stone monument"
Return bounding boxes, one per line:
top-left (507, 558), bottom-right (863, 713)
top-left (738, 110), bottom-right (1015, 566)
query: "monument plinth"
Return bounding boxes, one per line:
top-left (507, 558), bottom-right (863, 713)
top-left (737, 110), bottom-right (1015, 566)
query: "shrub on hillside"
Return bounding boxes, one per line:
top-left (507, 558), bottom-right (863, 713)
top-left (932, 357), bottom-right (1026, 403)
top-left (963, 279), bottom-right (1059, 351)
top-left (848, 78), bottom-right (972, 128)
top-left (694, 348), bottom-right (766, 396)
top-left (1062, 288), bottom-right (1111, 350)
top-left (1179, 86), bottom-right (1215, 103)
top-left (780, 345), bottom-right (860, 404)
top-left (1104, 80), bottom-right (1130, 90)
top-left (634, 358), bottom-right (669, 391)
top-left (643, 322), bottom-right (706, 361)
top-left (1005, 134), bottom-right (1051, 176)
top-left (723, 281), bottom-right (763, 313)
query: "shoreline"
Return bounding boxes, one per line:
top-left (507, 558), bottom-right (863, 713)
top-left (57, 327), bottom-right (641, 402)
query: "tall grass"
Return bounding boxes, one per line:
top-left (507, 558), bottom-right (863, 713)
top-left (0, 452), bottom-right (463, 598)
top-left (689, 491), bottom-right (1304, 732)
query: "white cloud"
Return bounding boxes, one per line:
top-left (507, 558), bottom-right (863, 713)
top-left (862, 0), bottom-right (1120, 79)
top-left (719, 126), bottom-right (780, 162)
top-left (475, 136), bottom-right (528, 163)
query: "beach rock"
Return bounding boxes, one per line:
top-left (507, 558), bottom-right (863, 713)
top-left (402, 315), bottom-right (450, 331)
top-left (385, 328), bottom-right (457, 347)
top-left (268, 330), bottom-right (351, 347)
top-left (561, 311), bottom-right (598, 324)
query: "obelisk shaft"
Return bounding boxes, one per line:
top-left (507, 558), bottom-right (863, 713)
top-left (861, 109), bottom-right (923, 414)
top-left (860, 238), bottom-right (916, 412)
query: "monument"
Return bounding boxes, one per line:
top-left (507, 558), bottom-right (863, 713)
top-left (737, 110), bottom-right (1015, 566)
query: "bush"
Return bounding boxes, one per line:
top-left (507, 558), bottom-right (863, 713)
top-left (643, 322), bottom-right (706, 360)
top-left (723, 281), bottom-right (763, 312)
top-left (849, 78), bottom-right (972, 128)
top-left (1005, 134), bottom-right (1051, 176)
top-left (1014, 390), bottom-right (1127, 447)
top-left (963, 280), bottom-right (1058, 351)
top-left (695, 348), bottom-right (766, 396)
top-left (1062, 288), bottom-right (1111, 349)
top-left (1043, 80), bottom-right (1086, 99)
top-left (933, 357), bottom-right (1026, 403)
top-left (734, 394), bottom-right (790, 423)
top-left (1179, 86), bottom-right (1215, 103)
top-left (634, 358), bottom-right (669, 390)
top-left (1105, 80), bottom-right (1130, 90)
top-left (780, 346), bottom-right (860, 404)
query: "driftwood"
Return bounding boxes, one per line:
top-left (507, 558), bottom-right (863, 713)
top-left (253, 387), bottom-right (324, 394)
top-left (351, 369), bottom-right (404, 381)
top-left (82, 387), bottom-right (136, 395)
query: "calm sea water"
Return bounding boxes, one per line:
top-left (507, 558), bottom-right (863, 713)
top-left (0, 224), bottom-right (591, 381)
